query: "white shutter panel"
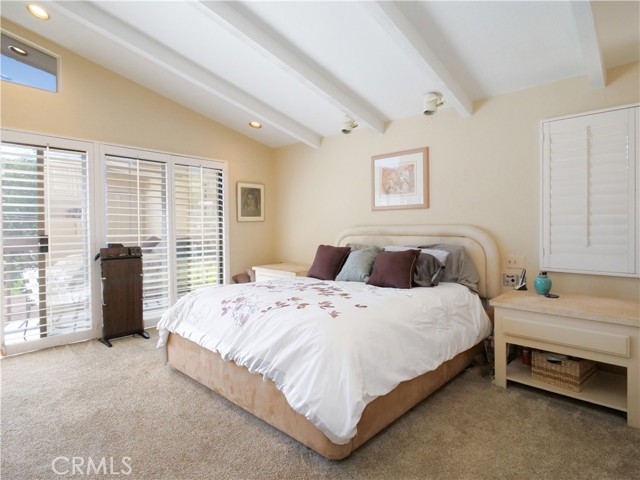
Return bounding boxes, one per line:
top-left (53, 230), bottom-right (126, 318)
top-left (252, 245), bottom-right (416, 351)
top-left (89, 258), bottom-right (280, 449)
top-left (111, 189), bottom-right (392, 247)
top-left (2, 141), bottom-right (91, 346)
top-left (174, 163), bottom-right (225, 298)
top-left (104, 151), bottom-right (169, 320)
top-left (542, 107), bottom-right (638, 276)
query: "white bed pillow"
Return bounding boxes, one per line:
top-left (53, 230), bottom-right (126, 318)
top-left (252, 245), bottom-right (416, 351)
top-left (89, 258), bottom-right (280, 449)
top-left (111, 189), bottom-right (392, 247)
top-left (383, 245), bottom-right (449, 264)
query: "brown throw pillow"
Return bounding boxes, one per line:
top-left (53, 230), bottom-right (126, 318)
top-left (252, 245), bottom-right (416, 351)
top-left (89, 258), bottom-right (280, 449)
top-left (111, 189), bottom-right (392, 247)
top-left (307, 245), bottom-right (351, 280)
top-left (367, 249), bottom-right (421, 289)
top-left (232, 272), bottom-right (251, 284)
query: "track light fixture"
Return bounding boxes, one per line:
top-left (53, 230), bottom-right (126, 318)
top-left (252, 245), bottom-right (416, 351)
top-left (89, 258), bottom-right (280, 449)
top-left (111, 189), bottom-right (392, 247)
top-left (423, 92), bottom-right (444, 116)
top-left (341, 116), bottom-right (358, 134)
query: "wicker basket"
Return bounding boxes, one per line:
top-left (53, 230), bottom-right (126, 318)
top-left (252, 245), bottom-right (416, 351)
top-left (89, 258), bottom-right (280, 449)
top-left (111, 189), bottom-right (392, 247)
top-left (531, 351), bottom-right (597, 392)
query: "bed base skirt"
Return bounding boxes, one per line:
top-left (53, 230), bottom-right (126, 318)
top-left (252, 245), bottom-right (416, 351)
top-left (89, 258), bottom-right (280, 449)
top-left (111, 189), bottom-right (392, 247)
top-left (166, 332), bottom-right (483, 460)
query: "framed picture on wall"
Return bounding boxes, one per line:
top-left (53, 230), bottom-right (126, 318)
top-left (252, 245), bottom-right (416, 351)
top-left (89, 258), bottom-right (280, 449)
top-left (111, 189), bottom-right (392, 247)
top-left (237, 182), bottom-right (264, 222)
top-left (371, 147), bottom-right (429, 210)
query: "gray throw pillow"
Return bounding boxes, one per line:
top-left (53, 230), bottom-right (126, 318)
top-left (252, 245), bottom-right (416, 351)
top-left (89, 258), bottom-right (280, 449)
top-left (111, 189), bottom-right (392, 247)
top-left (335, 246), bottom-right (380, 282)
top-left (420, 244), bottom-right (480, 293)
top-left (413, 253), bottom-right (445, 287)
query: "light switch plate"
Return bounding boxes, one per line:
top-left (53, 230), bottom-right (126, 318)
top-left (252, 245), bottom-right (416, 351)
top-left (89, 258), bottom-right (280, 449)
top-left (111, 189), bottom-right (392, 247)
top-left (506, 254), bottom-right (526, 269)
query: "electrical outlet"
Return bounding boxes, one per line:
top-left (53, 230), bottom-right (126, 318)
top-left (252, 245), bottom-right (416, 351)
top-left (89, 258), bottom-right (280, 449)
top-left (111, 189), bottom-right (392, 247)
top-left (503, 273), bottom-right (517, 287)
top-left (506, 254), bottom-right (526, 269)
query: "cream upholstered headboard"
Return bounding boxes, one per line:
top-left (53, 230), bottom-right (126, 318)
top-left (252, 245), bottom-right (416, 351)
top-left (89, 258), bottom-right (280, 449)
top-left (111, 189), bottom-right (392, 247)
top-left (336, 225), bottom-right (501, 299)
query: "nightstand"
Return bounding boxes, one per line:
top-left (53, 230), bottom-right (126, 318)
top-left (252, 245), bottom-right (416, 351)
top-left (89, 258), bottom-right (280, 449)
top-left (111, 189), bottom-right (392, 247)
top-left (490, 290), bottom-right (639, 428)
top-left (252, 263), bottom-right (310, 282)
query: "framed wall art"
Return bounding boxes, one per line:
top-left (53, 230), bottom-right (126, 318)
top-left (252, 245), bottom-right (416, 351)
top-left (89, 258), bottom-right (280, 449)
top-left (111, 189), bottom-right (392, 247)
top-left (237, 182), bottom-right (264, 222)
top-left (371, 147), bottom-right (429, 210)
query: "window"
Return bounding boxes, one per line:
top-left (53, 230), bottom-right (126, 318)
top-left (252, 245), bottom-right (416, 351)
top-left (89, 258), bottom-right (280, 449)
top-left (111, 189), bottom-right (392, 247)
top-left (541, 105), bottom-right (639, 277)
top-left (1, 32), bottom-right (58, 93)
top-left (102, 146), bottom-right (228, 323)
top-left (1, 133), bottom-right (93, 355)
top-left (103, 147), bottom-right (170, 321)
top-left (174, 163), bottom-right (225, 298)
top-left (1, 129), bottom-right (228, 354)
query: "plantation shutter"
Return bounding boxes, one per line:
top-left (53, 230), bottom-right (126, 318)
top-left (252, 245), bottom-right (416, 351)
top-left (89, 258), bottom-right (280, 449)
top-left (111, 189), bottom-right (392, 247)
top-left (541, 106), bottom-right (638, 276)
top-left (104, 149), bottom-right (169, 320)
top-left (174, 163), bottom-right (225, 298)
top-left (1, 139), bottom-right (92, 348)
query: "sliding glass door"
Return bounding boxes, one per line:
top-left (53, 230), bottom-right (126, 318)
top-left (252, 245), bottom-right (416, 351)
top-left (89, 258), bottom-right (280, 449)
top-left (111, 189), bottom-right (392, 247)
top-left (174, 163), bottom-right (225, 298)
top-left (102, 147), bottom-right (228, 322)
top-left (1, 130), bottom-right (228, 355)
top-left (103, 146), bottom-right (170, 323)
top-left (1, 134), bottom-right (94, 355)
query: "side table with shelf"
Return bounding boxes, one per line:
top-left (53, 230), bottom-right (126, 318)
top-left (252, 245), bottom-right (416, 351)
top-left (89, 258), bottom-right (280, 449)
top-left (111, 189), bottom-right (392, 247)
top-left (490, 290), bottom-right (639, 428)
top-left (252, 263), bottom-right (310, 282)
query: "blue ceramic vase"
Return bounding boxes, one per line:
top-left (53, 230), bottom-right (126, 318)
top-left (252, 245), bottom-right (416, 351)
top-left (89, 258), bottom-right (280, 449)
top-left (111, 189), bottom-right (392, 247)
top-left (534, 271), bottom-right (552, 295)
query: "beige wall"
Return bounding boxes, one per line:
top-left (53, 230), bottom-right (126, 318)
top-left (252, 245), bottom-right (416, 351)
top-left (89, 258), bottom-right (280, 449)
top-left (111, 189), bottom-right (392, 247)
top-left (273, 62), bottom-right (640, 301)
top-left (0, 20), bottom-right (276, 278)
top-left (3, 18), bottom-right (638, 301)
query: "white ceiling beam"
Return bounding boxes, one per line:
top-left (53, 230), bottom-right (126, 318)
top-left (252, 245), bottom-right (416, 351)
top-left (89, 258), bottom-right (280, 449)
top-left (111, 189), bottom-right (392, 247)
top-left (49, 1), bottom-right (322, 148)
top-left (571, 1), bottom-right (606, 89)
top-left (363, 1), bottom-right (473, 118)
top-left (195, 1), bottom-right (386, 134)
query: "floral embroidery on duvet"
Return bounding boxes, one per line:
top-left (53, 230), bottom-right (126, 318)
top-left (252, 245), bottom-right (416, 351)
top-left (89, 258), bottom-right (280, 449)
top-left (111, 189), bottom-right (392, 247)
top-left (221, 280), bottom-right (368, 327)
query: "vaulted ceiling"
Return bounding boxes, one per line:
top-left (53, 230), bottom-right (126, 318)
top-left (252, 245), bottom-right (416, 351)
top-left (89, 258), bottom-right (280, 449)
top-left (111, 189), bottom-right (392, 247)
top-left (2, 1), bottom-right (639, 148)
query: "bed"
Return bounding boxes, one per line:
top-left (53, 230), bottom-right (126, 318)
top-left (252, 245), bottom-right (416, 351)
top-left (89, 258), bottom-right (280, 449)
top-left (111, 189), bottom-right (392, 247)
top-left (157, 225), bottom-right (501, 460)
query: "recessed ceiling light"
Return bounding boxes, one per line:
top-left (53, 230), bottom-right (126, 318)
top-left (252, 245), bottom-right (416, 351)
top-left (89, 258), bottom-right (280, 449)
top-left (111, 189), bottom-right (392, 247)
top-left (27, 4), bottom-right (50, 20)
top-left (8, 45), bottom-right (28, 56)
top-left (249, 121), bottom-right (262, 129)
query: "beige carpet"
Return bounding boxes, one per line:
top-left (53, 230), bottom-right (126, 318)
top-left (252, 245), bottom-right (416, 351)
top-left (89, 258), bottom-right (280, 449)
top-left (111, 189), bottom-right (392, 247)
top-left (2, 330), bottom-right (639, 480)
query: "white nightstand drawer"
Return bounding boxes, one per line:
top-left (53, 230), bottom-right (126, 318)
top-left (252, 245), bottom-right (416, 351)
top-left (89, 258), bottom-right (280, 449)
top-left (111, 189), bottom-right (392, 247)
top-left (256, 271), bottom-right (297, 281)
top-left (252, 263), bottom-right (309, 282)
top-left (503, 316), bottom-right (631, 357)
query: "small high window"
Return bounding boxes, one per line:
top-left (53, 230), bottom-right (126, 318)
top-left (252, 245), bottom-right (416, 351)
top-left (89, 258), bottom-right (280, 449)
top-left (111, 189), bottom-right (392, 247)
top-left (1, 32), bottom-right (58, 93)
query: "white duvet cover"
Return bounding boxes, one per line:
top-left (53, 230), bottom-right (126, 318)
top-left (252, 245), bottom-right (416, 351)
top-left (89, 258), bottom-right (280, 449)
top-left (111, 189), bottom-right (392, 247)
top-left (157, 277), bottom-right (492, 444)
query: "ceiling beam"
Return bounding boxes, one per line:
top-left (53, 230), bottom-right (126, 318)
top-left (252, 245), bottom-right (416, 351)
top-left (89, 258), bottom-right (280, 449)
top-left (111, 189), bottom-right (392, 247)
top-left (571, 1), bottom-right (606, 89)
top-left (50, 1), bottom-right (322, 148)
top-left (195, 1), bottom-right (386, 134)
top-left (363, 1), bottom-right (473, 118)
